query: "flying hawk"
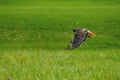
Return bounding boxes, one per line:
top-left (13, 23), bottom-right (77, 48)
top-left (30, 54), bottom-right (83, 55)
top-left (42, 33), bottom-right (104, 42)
top-left (69, 28), bottom-right (95, 49)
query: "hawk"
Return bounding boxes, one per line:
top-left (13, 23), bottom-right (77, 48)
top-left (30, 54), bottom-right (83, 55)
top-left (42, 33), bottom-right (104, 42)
top-left (69, 28), bottom-right (95, 49)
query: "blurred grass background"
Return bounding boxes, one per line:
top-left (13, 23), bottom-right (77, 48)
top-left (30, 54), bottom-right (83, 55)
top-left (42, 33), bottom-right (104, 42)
top-left (0, 0), bottom-right (120, 50)
top-left (0, 0), bottom-right (120, 80)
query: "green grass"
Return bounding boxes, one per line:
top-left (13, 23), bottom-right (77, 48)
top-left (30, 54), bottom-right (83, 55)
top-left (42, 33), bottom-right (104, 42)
top-left (0, 49), bottom-right (120, 80)
top-left (0, 0), bottom-right (120, 80)
top-left (0, 7), bottom-right (120, 49)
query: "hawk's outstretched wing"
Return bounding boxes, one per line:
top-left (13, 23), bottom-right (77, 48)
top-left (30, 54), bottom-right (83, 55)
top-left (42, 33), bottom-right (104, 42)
top-left (69, 29), bottom-right (88, 49)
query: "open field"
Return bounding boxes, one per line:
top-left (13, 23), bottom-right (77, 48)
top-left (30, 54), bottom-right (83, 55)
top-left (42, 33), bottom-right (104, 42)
top-left (0, 49), bottom-right (120, 80)
top-left (0, 0), bottom-right (120, 80)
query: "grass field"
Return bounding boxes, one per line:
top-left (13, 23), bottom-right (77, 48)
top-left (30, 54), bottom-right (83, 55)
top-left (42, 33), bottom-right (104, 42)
top-left (0, 0), bottom-right (120, 80)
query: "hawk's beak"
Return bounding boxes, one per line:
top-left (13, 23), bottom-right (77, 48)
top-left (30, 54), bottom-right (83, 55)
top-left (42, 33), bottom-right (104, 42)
top-left (88, 30), bottom-right (96, 37)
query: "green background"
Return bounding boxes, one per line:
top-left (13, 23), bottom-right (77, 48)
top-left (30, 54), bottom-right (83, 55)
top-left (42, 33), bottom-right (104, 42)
top-left (0, 0), bottom-right (120, 80)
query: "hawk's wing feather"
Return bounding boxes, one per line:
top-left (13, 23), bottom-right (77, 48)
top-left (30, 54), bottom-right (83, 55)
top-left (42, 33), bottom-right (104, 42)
top-left (69, 29), bottom-right (88, 49)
